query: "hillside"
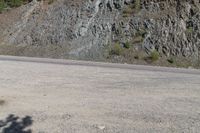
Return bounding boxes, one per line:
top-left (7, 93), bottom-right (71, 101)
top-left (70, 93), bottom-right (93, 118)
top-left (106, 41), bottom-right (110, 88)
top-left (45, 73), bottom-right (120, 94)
top-left (0, 0), bottom-right (200, 68)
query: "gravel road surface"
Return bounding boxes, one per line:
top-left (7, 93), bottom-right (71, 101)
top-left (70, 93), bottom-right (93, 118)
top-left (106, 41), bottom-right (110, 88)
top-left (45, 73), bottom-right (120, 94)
top-left (0, 56), bottom-right (200, 133)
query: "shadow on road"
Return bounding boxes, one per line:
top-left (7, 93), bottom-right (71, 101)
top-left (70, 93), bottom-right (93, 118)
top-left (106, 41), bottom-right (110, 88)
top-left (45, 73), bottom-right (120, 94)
top-left (0, 114), bottom-right (33, 133)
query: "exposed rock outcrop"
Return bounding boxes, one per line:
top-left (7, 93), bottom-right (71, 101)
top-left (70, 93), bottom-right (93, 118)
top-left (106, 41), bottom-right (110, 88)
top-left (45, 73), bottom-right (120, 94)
top-left (1, 0), bottom-right (200, 66)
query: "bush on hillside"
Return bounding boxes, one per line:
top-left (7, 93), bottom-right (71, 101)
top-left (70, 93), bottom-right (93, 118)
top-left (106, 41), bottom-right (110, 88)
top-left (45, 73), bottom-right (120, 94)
top-left (109, 42), bottom-right (123, 56)
top-left (0, 0), bottom-right (31, 13)
top-left (0, 0), bottom-right (7, 13)
top-left (150, 50), bottom-right (159, 61)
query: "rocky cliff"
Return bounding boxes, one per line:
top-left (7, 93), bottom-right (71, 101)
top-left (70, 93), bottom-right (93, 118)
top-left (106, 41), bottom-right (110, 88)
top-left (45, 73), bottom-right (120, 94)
top-left (0, 0), bottom-right (200, 67)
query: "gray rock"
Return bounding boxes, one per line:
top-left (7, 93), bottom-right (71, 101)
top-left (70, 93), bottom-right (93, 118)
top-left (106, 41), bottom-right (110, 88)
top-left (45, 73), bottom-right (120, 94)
top-left (1, 0), bottom-right (200, 63)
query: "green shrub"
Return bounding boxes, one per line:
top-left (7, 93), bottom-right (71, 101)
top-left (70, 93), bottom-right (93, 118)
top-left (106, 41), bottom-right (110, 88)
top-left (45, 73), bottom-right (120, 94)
top-left (109, 42), bottom-right (123, 56)
top-left (0, 0), bottom-right (30, 12)
top-left (6, 0), bottom-right (23, 7)
top-left (150, 50), bottom-right (159, 61)
top-left (124, 41), bottom-right (130, 49)
top-left (0, 0), bottom-right (7, 13)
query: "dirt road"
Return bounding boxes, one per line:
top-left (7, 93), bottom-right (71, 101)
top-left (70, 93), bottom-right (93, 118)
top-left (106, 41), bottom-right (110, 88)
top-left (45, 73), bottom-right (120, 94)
top-left (0, 56), bottom-right (200, 133)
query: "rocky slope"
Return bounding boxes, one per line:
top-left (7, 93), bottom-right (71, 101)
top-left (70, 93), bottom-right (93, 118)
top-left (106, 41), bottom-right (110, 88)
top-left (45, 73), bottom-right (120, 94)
top-left (0, 0), bottom-right (200, 67)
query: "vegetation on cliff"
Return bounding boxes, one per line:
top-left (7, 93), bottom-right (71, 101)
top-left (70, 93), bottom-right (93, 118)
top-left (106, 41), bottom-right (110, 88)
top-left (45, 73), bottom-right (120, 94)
top-left (0, 0), bottom-right (31, 13)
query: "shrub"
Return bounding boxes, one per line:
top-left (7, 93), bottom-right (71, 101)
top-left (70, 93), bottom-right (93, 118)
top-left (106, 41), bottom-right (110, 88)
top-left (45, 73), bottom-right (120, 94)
top-left (124, 41), bottom-right (130, 49)
top-left (109, 42), bottom-right (123, 56)
top-left (0, 0), bottom-right (7, 13)
top-left (0, 0), bottom-right (31, 12)
top-left (150, 50), bottom-right (159, 61)
top-left (6, 0), bottom-right (23, 7)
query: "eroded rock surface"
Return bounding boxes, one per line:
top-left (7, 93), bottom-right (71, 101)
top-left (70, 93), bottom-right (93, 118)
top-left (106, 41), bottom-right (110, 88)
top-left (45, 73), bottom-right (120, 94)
top-left (1, 0), bottom-right (200, 66)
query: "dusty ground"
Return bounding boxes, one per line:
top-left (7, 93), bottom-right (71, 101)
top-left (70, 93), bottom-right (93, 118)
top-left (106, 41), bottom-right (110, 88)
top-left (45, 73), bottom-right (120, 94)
top-left (0, 56), bottom-right (200, 133)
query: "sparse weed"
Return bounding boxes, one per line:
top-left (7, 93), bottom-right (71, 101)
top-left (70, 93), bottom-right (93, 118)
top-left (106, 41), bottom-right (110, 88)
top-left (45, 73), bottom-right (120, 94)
top-left (185, 27), bottom-right (193, 35)
top-left (150, 50), bottom-right (159, 61)
top-left (109, 42), bottom-right (123, 56)
top-left (134, 0), bottom-right (141, 12)
top-left (123, 6), bottom-right (133, 15)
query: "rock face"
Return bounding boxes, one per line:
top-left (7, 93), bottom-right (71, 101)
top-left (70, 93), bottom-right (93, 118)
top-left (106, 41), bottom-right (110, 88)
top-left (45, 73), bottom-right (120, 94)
top-left (1, 0), bottom-right (200, 65)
